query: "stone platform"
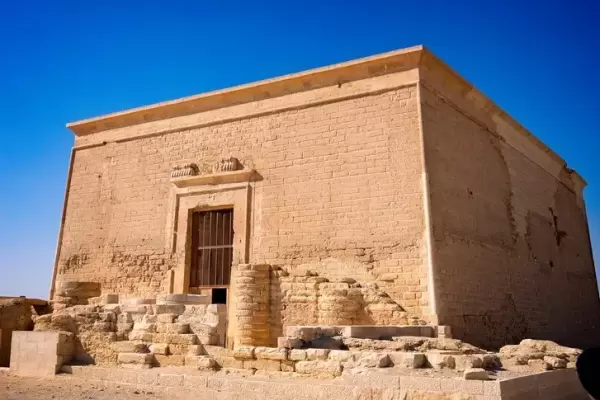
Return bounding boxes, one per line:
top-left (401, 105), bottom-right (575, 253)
top-left (56, 365), bottom-right (588, 400)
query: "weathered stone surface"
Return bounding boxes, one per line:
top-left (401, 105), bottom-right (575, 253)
top-left (185, 355), bottom-right (216, 370)
top-left (328, 350), bottom-right (355, 362)
top-left (153, 354), bottom-right (185, 367)
top-left (233, 346), bottom-right (255, 360)
top-left (454, 355), bottom-right (483, 371)
top-left (289, 349), bottom-right (307, 361)
top-left (117, 352), bottom-right (153, 368)
top-left (306, 348), bottom-right (329, 360)
top-left (295, 360), bottom-right (342, 378)
top-left (255, 346), bottom-right (287, 361)
top-left (243, 359), bottom-right (281, 371)
top-left (55, 281), bottom-right (101, 298)
top-left (187, 345), bottom-right (205, 356)
top-left (132, 322), bottom-right (156, 333)
top-left (388, 352), bottom-right (426, 368)
top-left (33, 313), bottom-right (76, 333)
top-left (544, 356), bottom-right (567, 369)
top-left (74, 332), bottom-right (118, 364)
top-left (128, 331), bottom-right (153, 342)
top-left (157, 313), bottom-right (177, 323)
top-left (167, 344), bottom-right (190, 355)
top-left (156, 323), bottom-right (189, 334)
top-left (463, 368), bottom-right (489, 380)
top-left (528, 359), bottom-right (552, 371)
top-left (353, 352), bottom-right (391, 368)
top-left (153, 333), bottom-right (197, 345)
top-left (277, 337), bottom-right (303, 349)
top-left (111, 341), bottom-right (148, 354)
top-left (155, 305), bottom-right (186, 315)
top-left (427, 352), bottom-right (456, 369)
top-left (149, 343), bottom-right (169, 355)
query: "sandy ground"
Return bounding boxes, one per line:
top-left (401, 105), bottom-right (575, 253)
top-left (0, 374), bottom-right (187, 400)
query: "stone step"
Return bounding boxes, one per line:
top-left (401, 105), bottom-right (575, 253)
top-left (111, 341), bottom-right (149, 354)
top-left (117, 353), bottom-right (154, 369)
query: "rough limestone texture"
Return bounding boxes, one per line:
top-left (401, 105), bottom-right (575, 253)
top-left (51, 45), bottom-right (600, 350)
top-left (234, 264), bottom-right (271, 347)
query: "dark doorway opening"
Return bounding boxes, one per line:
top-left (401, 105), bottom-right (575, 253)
top-left (212, 288), bottom-right (227, 304)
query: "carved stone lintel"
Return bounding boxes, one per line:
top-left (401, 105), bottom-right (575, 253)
top-left (213, 157), bottom-right (241, 173)
top-left (171, 163), bottom-right (199, 178)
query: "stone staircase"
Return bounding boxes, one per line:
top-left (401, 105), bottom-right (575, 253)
top-left (87, 294), bottom-right (225, 370)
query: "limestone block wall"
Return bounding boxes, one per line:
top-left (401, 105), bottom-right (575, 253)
top-left (54, 71), bottom-right (431, 320)
top-left (419, 56), bottom-right (600, 349)
top-left (267, 266), bottom-right (411, 344)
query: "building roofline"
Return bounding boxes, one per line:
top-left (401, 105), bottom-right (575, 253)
top-left (67, 45), bottom-right (425, 136)
top-left (65, 45), bottom-right (584, 187)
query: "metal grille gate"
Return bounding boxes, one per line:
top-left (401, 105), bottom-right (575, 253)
top-left (190, 209), bottom-right (233, 288)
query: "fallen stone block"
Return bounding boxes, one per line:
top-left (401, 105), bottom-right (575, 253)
top-left (463, 368), bottom-right (489, 380)
top-left (482, 354), bottom-right (501, 369)
top-left (454, 355), bottom-right (483, 370)
top-left (544, 356), bottom-right (567, 369)
top-left (117, 353), bottom-right (154, 369)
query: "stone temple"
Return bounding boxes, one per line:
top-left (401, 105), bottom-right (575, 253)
top-left (49, 45), bottom-right (600, 352)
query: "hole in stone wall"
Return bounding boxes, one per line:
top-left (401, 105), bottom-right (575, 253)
top-left (212, 288), bottom-right (227, 304)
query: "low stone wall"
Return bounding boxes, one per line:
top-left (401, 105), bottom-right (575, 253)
top-left (0, 299), bottom-right (35, 367)
top-left (58, 365), bottom-right (588, 400)
top-left (10, 331), bottom-right (74, 377)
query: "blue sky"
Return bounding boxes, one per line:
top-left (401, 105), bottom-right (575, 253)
top-left (0, 1), bottom-right (599, 298)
